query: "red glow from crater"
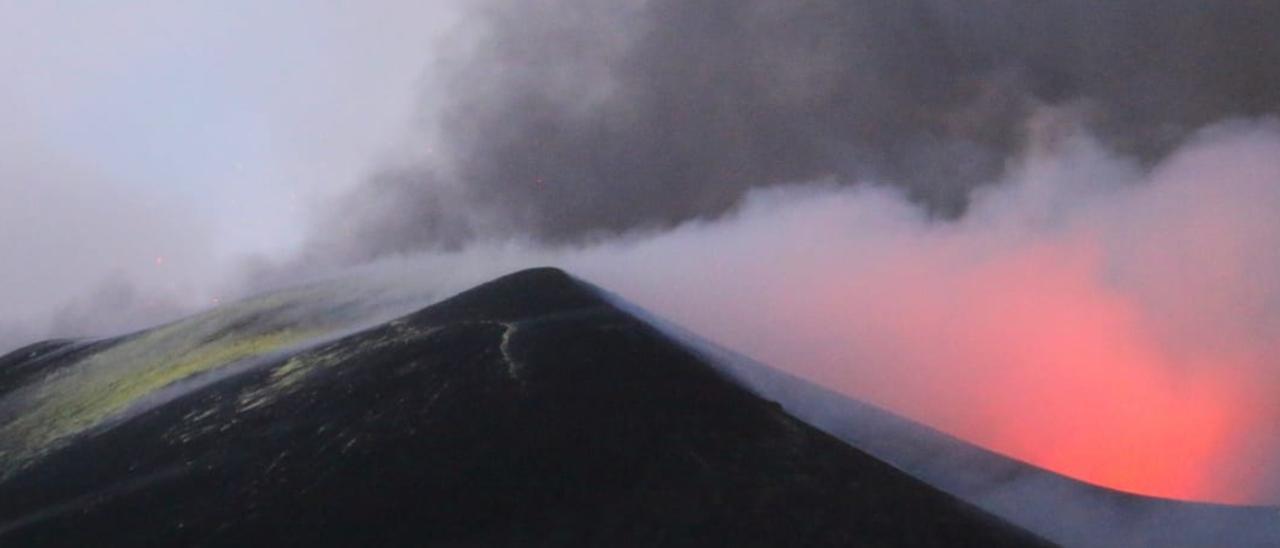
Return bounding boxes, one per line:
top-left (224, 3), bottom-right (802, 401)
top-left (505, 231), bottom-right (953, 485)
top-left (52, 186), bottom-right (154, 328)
top-left (609, 134), bottom-right (1280, 505)
top-left (736, 235), bottom-right (1260, 503)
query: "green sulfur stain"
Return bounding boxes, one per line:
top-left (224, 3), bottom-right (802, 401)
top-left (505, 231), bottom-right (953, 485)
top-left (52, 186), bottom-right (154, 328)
top-left (0, 326), bottom-right (316, 478)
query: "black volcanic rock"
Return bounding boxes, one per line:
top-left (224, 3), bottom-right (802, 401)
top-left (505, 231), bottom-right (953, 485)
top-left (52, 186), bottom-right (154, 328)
top-left (676, 336), bottom-right (1280, 547)
top-left (0, 339), bottom-right (94, 397)
top-left (0, 268), bottom-right (1045, 546)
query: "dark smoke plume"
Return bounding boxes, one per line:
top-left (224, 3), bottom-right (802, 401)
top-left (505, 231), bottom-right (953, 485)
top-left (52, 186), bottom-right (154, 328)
top-left (311, 0), bottom-right (1280, 262)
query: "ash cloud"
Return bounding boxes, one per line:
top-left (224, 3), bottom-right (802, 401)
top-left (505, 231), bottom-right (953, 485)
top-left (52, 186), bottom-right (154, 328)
top-left (288, 1), bottom-right (1280, 504)
top-left (327, 118), bottom-right (1280, 504)
top-left (312, 0), bottom-right (1280, 261)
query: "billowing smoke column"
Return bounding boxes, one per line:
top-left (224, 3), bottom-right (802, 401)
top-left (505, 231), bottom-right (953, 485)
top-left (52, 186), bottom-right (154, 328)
top-left (321, 121), bottom-right (1280, 504)
top-left (300, 1), bottom-right (1280, 503)
top-left (557, 121), bottom-right (1280, 504)
top-left (308, 0), bottom-right (1280, 261)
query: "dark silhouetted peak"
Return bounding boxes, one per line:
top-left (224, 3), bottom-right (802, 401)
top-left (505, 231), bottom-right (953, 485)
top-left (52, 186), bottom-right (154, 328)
top-left (407, 266), bottom-right (605, 324)
top-left (0, 269), bottom-right (1046, 547)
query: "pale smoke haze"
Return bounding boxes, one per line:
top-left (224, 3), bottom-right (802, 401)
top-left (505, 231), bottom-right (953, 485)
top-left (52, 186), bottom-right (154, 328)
top-left (318, 119), bottom-right (1280, 503)
top-left (312, 0), bottom-right (1280, 259)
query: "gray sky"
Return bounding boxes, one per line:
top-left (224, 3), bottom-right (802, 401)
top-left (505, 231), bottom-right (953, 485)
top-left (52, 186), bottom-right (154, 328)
top-left (1, 1), bottom-right (459, 345)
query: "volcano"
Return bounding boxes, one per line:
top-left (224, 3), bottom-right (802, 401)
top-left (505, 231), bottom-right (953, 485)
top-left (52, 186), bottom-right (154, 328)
top-left (661, 326), bottom-right (1280, 547)
top-left (0, 268), bottom-right (1274, 546)
top-left (0, 268), bottom-right (1041, 546)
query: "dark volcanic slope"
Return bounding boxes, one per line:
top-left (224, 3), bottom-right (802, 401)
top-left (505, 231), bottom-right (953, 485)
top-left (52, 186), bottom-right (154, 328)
top-left (0, 268), bottom-right (1045, 546)
top-left (673, 337), bottom-right (1280, 547)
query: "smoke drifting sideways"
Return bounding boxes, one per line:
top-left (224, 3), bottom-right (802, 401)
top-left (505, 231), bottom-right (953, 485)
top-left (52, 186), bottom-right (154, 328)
top-left (308, 0), bottom-right (1280, 262)
top-left (311, 119), bottom-right (1280, 505)
top-left (287, 0), bottom-right (1280, 504)
top-left (278, 0), bottom-right (1280, 504)
top-left (578, 121), bottom-right (1280, 506)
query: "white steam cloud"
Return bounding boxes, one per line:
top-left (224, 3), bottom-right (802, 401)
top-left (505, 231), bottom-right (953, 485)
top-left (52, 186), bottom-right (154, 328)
top-left (322, 117), bottom-right (1280, 503)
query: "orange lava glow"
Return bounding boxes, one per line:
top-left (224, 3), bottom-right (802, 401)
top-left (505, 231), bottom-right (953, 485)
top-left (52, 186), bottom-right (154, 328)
top-left (751, 236), bottom-right (1260, 503)
top-left (614, 132), bottom-right (1280, 505)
